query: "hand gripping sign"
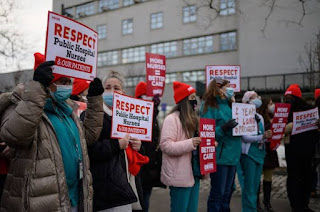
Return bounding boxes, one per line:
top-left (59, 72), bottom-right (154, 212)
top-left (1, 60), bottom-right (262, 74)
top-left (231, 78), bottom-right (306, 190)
top-left (111, 93), bottom-right (154, 142)
top-left (292, 107), bottom-right (319, 135)
top-left (74, 101), bottom-right (87, 117)
top-left (269, 103), bottom-right (291, 150)
top-left (206, 65), bottom-right (241, 92)
top-left (145, 53), bottom-right (166, 97)
top-left (232, 103), bottom-right (258, 136)
top-left (45, 11), bottom-right (98, 81)
top-left (199, 118), bottom-right (216, 175)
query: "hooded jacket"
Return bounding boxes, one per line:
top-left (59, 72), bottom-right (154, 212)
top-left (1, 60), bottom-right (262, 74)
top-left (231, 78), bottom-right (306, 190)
top-left (0, 81), bottom-right (103, 212)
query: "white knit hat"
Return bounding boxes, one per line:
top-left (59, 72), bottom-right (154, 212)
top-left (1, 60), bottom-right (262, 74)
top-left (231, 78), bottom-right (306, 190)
top-left (242, 91), bottom-right (256, 103)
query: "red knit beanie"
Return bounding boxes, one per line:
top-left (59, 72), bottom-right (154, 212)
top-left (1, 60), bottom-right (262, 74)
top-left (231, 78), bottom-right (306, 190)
top-left (173, 81), bottom-right (196, 104)
top-left (285, 84), bottom-right (302, 98)
top-left (33, 52), bottom-right (65, 83)
top-left (72, 78), bottom-right (90, 95)
top-left (125, 145), bottom-right (149, 176)
top-left (315, 89), bottom-right (320, 100)
top-left (135, 81), bottom-right (147, 98)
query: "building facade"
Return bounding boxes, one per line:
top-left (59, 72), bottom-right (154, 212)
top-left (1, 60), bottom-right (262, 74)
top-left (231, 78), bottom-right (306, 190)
top-left (49, 0), bottom-right (319, 106)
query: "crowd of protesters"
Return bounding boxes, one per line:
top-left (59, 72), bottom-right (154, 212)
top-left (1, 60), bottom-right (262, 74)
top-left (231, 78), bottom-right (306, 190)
top-left (0, 54), bottom-right (319, 212)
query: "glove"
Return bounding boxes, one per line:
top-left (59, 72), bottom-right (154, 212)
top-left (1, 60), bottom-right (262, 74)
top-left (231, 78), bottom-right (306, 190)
top-left (221, 119), bottom-right (238, 132)
top-left (33, 61), bottom-right (55, 88)
top-left (152, 94), bottom-right (161, 107)
top-left (255, 114), bottom-right (261, 123)
top-left (87, 78), bottom-right (104, 97)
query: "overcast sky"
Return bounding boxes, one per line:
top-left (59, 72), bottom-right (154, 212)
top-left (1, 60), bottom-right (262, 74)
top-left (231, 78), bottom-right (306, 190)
top-left (1, 0), bottom-right (52, 72)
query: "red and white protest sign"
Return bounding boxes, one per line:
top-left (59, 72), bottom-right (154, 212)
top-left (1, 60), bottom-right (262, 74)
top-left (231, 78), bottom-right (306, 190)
top-left (199, 118), bottom-right (216, 175)
top-left (145, 53), bottom-right (166, 97)
top-left (269, 103), bottom-right (291, 150)
top-left (74, 101), bottom-right (87, 117)
top-left (292, 107), bottom-right (319, 135)
top-left (232, 103), bottom-right (258, 136)
top-left (111, 93), bottom-right (154, 142)
top-left (206, 65), bottom-right (241, 92)
top-left (45, 11), bottom-right (98, 81)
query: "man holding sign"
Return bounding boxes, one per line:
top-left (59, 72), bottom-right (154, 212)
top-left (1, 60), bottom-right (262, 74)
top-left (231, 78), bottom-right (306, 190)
top-left (283, 84), bottom-right (319, 212)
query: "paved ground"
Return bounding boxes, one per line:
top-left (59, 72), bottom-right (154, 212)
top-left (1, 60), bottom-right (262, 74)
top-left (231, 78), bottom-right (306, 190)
top-left (149, 173), bottom-right (320, 212)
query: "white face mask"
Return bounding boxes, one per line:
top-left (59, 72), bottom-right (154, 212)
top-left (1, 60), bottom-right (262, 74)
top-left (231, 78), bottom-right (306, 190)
top-left (82, 96), bottom-right (88, 102)
top-left (140, 95), bottom-right (153, 101)
top-left (268, 104), bottom-right (275, 114)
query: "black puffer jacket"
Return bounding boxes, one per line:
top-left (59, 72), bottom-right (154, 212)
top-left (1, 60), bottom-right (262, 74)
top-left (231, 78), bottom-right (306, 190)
top-left (82, 112), bottom-right (137, 211)
top-left (140, 107), bottom-right (165, 190)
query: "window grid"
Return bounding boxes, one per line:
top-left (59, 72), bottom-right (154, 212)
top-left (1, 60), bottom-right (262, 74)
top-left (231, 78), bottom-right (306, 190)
top-left (150, 12), bottom-right (163, 29)
top-left (220, 32), bottom-right (237, 51)
top-left (99, 0), bottom-right (120, 11)
top-left (98, 51), bottom-right (118, 67)
top-left (122, 19), bottom-right (133, 35)
top-left (183, 36), bottom-right (214, 55)
top-left (183, 5), bottom-right (197, 23)
top-left (150, 41), bottom-right (177, 58)
top-left (123, 0), bottom-right (134, 6)
top-left (64, 8), bottom-right (73, 17)
top-left (220, 0), bottom-right (236, 15)
top-left (97, 25), bottom-right (107, 39)
top-left (165, 73), bottom-right (177, 83)
top-left (122, 47), bottom-right (146, 63)
top-left (76, 3), bottom-right (95, 18)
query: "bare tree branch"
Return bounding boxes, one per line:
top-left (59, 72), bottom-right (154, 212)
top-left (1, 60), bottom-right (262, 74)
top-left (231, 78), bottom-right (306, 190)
top-left (298, 0), bottom-right (306, 25)
top-left (261, 0), bottom-right (276, 34)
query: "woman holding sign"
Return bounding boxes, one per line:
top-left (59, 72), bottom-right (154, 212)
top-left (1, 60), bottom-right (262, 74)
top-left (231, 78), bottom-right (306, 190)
top-left (283, 84), bottom-right (318, 212)
top-left (160, 81), bottom-right (201, 212)
top-left (240, 91), bottom-right (272, 212)
top-left (200, 79), bottom-right (240, 212)
top-left (82, 71), bottom-right (143, 212)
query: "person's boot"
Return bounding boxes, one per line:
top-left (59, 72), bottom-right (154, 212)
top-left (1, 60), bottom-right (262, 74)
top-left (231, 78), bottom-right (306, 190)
top-left (263, 181), bottom-right (275, 212)
top-left (257, 183), bottom-right (264, 212)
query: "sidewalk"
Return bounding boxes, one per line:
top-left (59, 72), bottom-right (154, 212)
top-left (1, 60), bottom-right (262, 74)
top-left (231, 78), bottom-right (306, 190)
top-left (149, 173), bottom-right (320, 212)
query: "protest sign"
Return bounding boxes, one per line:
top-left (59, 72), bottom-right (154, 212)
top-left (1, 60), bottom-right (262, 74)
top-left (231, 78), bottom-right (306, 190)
top-left (111, 93), bottom-right (154, 142)
top-left (206, 65), bottom-right (241, 92)
top-left (45, 11), bottom-right (98, 81)
top-left (74, 101), bottom-right (87, 117)
top-left (232, 103), bottom-right (258, 136)
top-left (145, 53), bottom-right (166, 97)
top-left (292, 107), bottom-right (319, 135)
top-left (269, 103), bottom-right (291, 150)
top-left (199, 118), bottom-right (216, 175)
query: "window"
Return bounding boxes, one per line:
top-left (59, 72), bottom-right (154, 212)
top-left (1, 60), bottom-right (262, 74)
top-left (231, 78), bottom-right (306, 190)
top-left (122, 47), bottom-right (146, 63)
top-left (150, 12), bottom-right (163, 29)
top-left (165, 73), bottom-right (177, 83)
top-left (123, 0), bottom-right (134, 6)
top-left (122, 19), bottom-right (133, 35)
top-left (183, 35), bottom-right (213, 55)
top-left (99, 0), bottom-right (119, 11)
top-left (183, 5), bottom-right (196, 23)
top-left (98, 51), bottom-right (118, 67)
top-left (63, 8), bottom-right (73, 17)
top-left (97, 25), bottom-right (107, 39)
top-left (220, 32), bottom-right (236, 51)
top-left (220, 0), bottom-right (236, 15)
top-left (76, 3), bottom-right (95, 18)
top-left (151, 41), bottom-right (177, 58)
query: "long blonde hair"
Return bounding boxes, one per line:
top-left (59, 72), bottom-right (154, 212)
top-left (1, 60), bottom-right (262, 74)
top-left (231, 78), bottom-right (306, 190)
top-left (170, 97), bottom-right (198, 138)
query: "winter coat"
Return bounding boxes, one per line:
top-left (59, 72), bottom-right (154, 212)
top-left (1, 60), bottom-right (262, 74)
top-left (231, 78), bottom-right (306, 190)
top-left (140, 108), bottom-right (165, 190)
top-left (263, 122), bottom-right (279, 169)
top-left (0, 81), bottom-right (103, 212)
top-left (160, 111), bottom-right (196, 188)
top-left (84, 112), bottom-right (137, 211)
top-left (200, 97), bottom-right (241, 166)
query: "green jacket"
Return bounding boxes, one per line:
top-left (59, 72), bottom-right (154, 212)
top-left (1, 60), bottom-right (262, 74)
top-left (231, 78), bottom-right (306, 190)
top-left (200, 97), bottom-right (241, 166)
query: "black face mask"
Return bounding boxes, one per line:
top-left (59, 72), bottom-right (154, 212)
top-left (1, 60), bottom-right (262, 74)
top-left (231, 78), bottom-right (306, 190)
top-left (189, 100), bottom-right (197, 111)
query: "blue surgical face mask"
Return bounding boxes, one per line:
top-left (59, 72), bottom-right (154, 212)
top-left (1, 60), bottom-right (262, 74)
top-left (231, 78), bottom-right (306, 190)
top-left (103, 92), bottom-right (114, 107)
top-left (250, 98), bottom-right (262, 109)
top-left (225, 87), bottom-right (234, 99)
top-left (51, 85), bottom-right (72, 102)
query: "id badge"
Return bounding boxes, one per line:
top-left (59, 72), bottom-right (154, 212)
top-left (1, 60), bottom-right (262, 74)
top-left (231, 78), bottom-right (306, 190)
top-left (79, 162), bottom-right (83, 180)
